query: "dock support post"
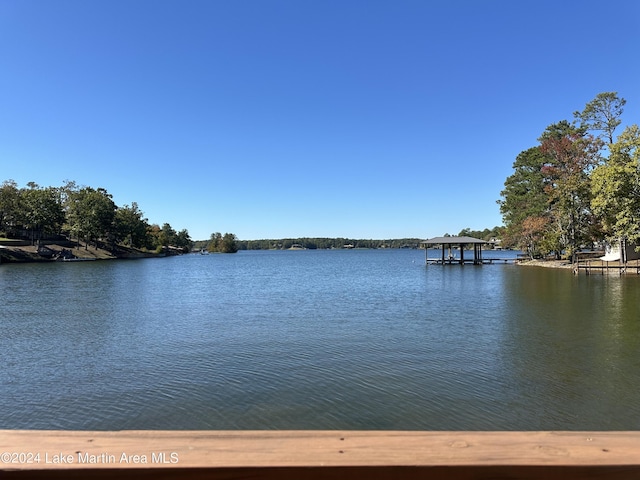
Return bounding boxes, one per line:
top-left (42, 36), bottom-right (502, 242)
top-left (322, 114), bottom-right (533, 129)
top-left (473, 244), bottom-right (482, 265)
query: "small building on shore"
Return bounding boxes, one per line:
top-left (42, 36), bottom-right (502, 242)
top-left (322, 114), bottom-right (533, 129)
top-left (600, 239), bottom-right (640, 263)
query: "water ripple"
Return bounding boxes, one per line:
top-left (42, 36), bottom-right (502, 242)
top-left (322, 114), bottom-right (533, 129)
top-left (2, 251), bottom-right (640, 430)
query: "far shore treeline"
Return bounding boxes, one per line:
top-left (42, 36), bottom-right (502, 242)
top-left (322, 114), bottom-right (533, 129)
top-left (209, 226), bottom-right (504, 251)
top-left (498, 92), bottom-right (639, 260)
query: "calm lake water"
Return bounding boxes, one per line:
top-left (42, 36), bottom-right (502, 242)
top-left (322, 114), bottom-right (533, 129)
top-left (1, 249), bottom-right (639, 431)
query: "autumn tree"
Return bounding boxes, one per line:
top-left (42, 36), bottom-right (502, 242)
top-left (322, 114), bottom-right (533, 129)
top-left (147, 223), bottom-right (192, 252)
top-left (145, 224), bottom-right (163, 251)
top-left (519, 216), bottom-right (549, 259)
top-left (539, 121), bottom-right (603, 259)
top-left (500, 118), bottom-right (604, 259)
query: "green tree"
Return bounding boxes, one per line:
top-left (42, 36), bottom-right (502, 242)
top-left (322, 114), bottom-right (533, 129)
top-left (174, 228), bottom-right (193, 252)
top-left (0, 180), bottom-right (21, 236)
top-left (159, 223), bottom-right (176, 248)
top-left (207, 232), bottom-right (238, 253)
top-left (220, 233), bottom-right (238, 253)
top-left (574, 92), bottom-right (626, 145)
top-left (115, 202), bottom-right (149, 248)
top-left (498, 146), bottom-right (550, 253)
top-left (591, 125), bottom-right (640, 247)
top-left (457, 226), bottom-right (504, 242)
top-left (20, 183), bottom-right (65, 244)
top-left (66, 187), bottom-right (117, 248)
top-left (207, 232), bottom-right (222, 252)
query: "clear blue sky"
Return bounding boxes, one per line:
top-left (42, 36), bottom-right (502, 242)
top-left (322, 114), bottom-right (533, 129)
top-left (1, 0), bottom-right (639, 241)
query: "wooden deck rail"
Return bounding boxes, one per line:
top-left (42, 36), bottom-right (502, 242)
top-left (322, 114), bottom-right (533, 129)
top-left (2, 430), bottom-right (640, 479)
top-left (574, 259), bottom-right (640, 275)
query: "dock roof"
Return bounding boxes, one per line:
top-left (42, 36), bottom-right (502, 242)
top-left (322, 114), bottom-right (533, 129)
top-left (422, 236), bottom-right (488, 245)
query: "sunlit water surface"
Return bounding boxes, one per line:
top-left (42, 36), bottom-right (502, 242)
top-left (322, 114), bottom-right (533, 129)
top-left (1, 249), bottom-right (639, 430)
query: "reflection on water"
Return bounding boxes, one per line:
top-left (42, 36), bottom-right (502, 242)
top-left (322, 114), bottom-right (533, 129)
top-left (501, 268), bottom-right (640, 429)
top-left (1, 250), bottom-right (639, 430)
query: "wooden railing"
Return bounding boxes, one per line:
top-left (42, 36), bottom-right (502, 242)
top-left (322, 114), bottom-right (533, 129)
top-left (2, 430), bottom-right (640, 479)
top-left (574, 257), bottom-right (640, 275)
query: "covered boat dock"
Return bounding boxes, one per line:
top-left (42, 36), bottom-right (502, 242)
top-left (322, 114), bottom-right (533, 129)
top-left (422, 236), bottom-right (490, 265)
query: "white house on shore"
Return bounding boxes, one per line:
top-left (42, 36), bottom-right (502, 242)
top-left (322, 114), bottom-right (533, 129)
top-left (600, 238), bottom-right (640, 262)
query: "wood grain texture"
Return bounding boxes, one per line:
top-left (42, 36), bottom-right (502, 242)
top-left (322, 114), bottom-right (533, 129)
top-left (1, 431), bottom-right (639, 479)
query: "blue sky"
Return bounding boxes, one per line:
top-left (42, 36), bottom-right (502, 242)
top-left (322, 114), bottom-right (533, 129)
top-left (1, 0), bottom-right (639, 241)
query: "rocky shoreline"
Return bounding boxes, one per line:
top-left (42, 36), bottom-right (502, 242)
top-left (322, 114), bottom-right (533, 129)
top-left (0, 242), bottom-right (165, 263)
top-left (516, 259), bottom-right (574, 269)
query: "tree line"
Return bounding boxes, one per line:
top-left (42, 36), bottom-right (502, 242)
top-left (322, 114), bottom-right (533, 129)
top-left (232, 228), bottom-right (505, 251)
top-left (0, 180), bottom-right (193, 253)
top-left (499, 92), bottom-right (638, 260)
top-left (449, 227), bottom-right (504, 242)
top-left (233, 238), bottom-right (425, 250)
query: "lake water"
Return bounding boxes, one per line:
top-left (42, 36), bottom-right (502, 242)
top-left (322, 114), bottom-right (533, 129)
top-left (1, 249), bottom-right (639, 431)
